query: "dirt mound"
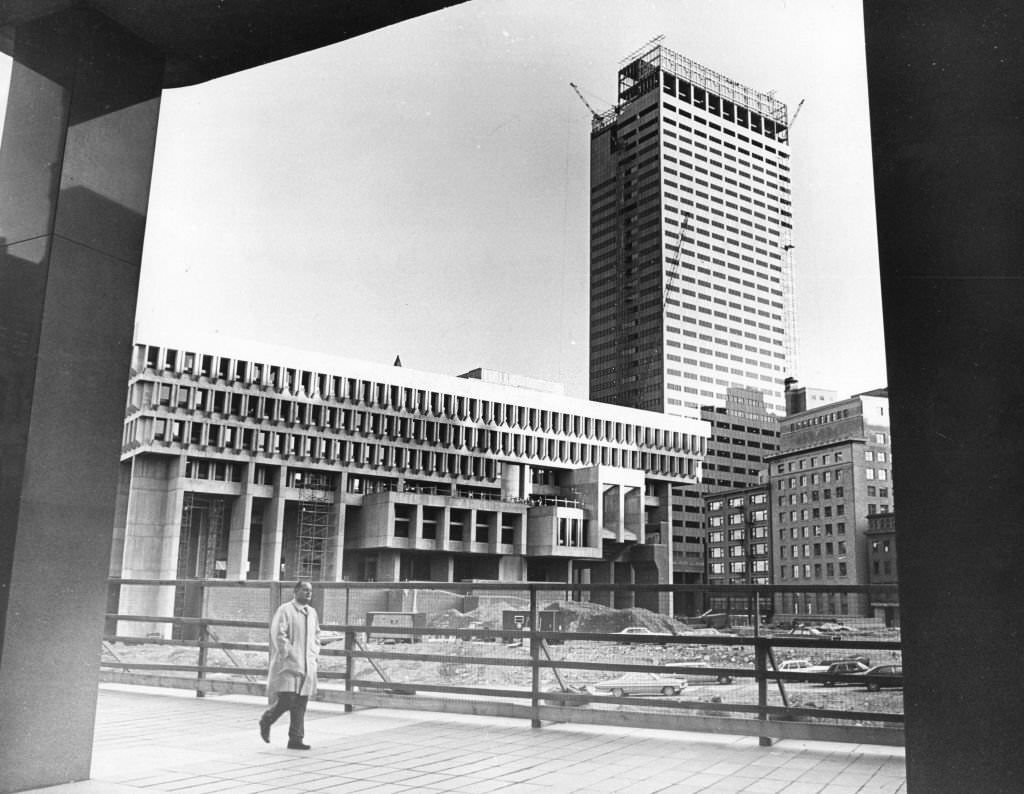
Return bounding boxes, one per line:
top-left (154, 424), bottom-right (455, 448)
top-left (541, 601), bottom-right (687, 635)
top-left (430, 600), bottom-right (691, 636)
top-left (431, 608), bottom-right (474, 629)
top-left (429, 600), bottom-right (530, 630)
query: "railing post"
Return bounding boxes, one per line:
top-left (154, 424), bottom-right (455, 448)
top-left (105, 579), bottom-right (120, 639)
top-left (268, 580), bottom-right (282, 624)
top-left (196, 619), bottom-right (207, 699)
top-left (343, 583), bottom-right (354, 713)
top-left (344, 627), bottom-right (354, 714)
top-left (529, 584), bottom-right (540, 729)
top-left (755, 636), bottom-right (772, 747)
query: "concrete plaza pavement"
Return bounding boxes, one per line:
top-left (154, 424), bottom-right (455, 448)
top-left (24, 685), bottom-right (907, 793)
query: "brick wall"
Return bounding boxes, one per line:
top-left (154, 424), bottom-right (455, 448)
top-left (203, 586), bottom-right (271, 643)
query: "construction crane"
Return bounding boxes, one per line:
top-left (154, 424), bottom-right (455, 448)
top-left (780, 99), bottom-right (805, 143)
top-left (663, 213), bottom-right (693, 307)
top-left (569, 82), bottom-right (602, 122)
top-left (789, 98), bottom-right (805, 129)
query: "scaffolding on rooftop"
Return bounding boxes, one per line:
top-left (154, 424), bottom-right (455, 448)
top-left (296, 473), bottom-right (333, 581)
top-left (629, 43), bottom-right (787, 123)
top-left (590, 40), bottom-right (789, 134)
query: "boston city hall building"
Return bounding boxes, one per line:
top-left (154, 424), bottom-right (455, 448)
top-left (113, 339), bottom-right (709, 621)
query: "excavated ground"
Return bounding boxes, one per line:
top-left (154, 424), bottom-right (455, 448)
top-left (104, 599), bottom-right (902, 718)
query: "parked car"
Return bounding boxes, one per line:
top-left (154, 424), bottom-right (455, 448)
top-left (815, 659), bottom-right (871, 686)
top-left (775, 658), bottom-right (816, 681)
top-left (590, 673), bottom-right (686, 697)
top-left (819, 653), bottom-right (872, 667)
top-left (859, 664), bottom-right (903, 691)
top-left (665, 661), bottom-right (734, 685)
top-left (615, 627), bottom-right (673, 640)
top-left (816, 621), bottom-right (856, 633)
top-left (679, 627), bottom-right (739, 638)
top-left (788, 626), bottom-right (843, 640)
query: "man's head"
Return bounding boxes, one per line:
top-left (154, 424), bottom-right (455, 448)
top-left (293, 580), bottom-right (313, 605)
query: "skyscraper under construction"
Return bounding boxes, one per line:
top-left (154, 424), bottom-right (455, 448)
top-left (588, 40), bottom-right (796, 417)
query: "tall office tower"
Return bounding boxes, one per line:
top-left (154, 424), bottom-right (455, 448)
top-left (588, 41), bottom-right (796, 417)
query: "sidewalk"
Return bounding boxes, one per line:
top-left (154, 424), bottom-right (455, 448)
top-left (28, 685), bottom-right (906, 793)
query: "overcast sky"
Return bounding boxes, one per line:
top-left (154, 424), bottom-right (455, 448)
top-left (1, 0), bottom-right (885, 401)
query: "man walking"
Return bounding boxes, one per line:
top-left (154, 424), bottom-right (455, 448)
top-left (259, 580), bottom-right (320, 749)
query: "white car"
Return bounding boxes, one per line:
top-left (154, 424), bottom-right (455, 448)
top-left (616, 626), bottom-right (672, 636)
top-left (679, 627), bottom-right (737, 637)
top-left (614, 627), bottom-right (673, 643)
top-left (665, 661), bottom-right (734, 685)
top-left (591, 672), bottom-right (686, 697)
top-left (775, 658), bottom-right (815, 681)
top-left (816, 622), bottom-right (856, 633)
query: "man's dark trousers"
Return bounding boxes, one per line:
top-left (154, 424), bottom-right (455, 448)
top-left (260, 692), bottom-right (307, 741)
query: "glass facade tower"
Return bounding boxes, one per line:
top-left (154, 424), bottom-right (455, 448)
top-left (588, 43), bottom-right (796, 417)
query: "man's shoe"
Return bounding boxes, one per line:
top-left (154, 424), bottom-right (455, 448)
top-left (287, 741), bottom-right (311, 750)
top-left (259, 720), bottom-right (270, 743)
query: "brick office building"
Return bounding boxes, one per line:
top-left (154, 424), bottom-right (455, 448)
top-left (766, 387), bottom-right (893, 618)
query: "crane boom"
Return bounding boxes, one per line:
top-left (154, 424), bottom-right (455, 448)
top-left (788, 99), bottom-right (805, 130)
top-left (664, 213), bottom-right (692, 307)
top-left (569, 82), bottom-right (601, 121)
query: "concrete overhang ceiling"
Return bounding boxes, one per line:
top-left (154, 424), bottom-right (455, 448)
top-left (0, 0), bottom-right (468, 87)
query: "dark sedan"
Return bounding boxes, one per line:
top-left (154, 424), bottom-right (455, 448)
top-left (860, 663), bottom-right (903, 691)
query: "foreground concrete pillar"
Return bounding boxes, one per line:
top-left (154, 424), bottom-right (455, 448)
top-left (864, 2), bottom-right (1024, 790)
top-left (0, 8), bottom-right (163, 792)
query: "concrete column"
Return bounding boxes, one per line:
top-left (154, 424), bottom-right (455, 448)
top-left (0, 8), bottom-right (163, 791)
top-left (588, 562), bottom-right (613, 607)
top-left (119, 455), bottom-right (185, 637)
top-left (497, 555), bottom-right (526, 582)
top-left (259, 466), bottom-right (286, 580)
top-left (603, 485), bottom-right (622, 539)
top-left (429, 556), bottom-right (454, 582)
top-left (630, 543), bottom-right (672, 614)
top-left (864, 4), bottom-right (1024, 789)
top-left (225, 463), bottom-right (252, 580)
top-left (108, 460), bottom-right (133, 577)
top-left (468, 506), bottom-right (478, 546)
top-left (500, 462), bottom-right (521, 499)
top-left (624, 486), bottom-right (643, 538)
top-left (321, 491), bottom-right (346, 582)
top-left (377, 550), bottom-right (402, 583)
top-left (613, 562), bottom-right (635, 609)
top-left (489, 512), bottom-right (501, 554)
top-left (413, 500), bottom-right (423, 541)
top-left (439, 505), bottom-right (451, 550)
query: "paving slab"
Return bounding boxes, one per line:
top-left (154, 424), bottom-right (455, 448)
top-left (19, 685), bottom-right (905, 793)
